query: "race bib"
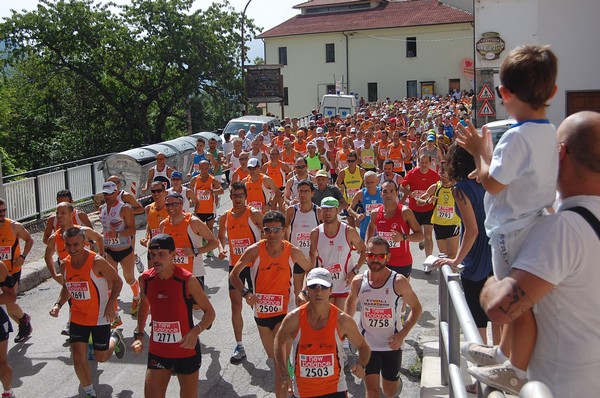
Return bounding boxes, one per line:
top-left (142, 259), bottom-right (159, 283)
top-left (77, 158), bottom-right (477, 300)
top-left (365, 203), bottom-right (381, 213)
top-left (248, 201), bottom-right (263, 212)
top-left (378, 231), bottom-right (400, 248)
top-left (295, 232), bottom-right (311, 248)
top-left (326, 263), bottom-right (342, 280)
top-left (364, 306), bottom-right (393, 328)
top-left (346, 188), bottom-right (360, 200)
top-left (256, 293), bottom-right (283, 314)
top-left (299, 354), bottom-right (335, 378)
top-left (193, 163), bottom-right (200, 171)
top-left (0, 246), bottom-right (11, 261)
top-left (197, 190), bottom-right (211, 201)
top-left (173, 248), bottom-right (190, 265)
top-left (104, 233), bottom-right (128, 247)
top-left (362, 156), bottom-right (374, 165)
top-left (379, 148), bottom-right (388, 157)
top-left (393, 159), bottom-right (403, 169)
top-left (151, 228), bottom-right (160, 237)
top-left (437, 205), bottom-right (454, 219)
top-left (231, 238), bottom-right (251, 256)
top-left (152, 321), bottom-right (182, 344)
top-left (66, 281), bottom-right (91, 300)
top-left (338, 161), bottom-right (348, 169)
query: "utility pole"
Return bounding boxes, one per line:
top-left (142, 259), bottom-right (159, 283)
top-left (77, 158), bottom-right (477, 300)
top-left (241, 0), bottom-right (253, 114)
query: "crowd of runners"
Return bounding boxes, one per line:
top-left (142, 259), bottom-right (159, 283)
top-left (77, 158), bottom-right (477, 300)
top-left (2, 44), bottom-right (597, 398)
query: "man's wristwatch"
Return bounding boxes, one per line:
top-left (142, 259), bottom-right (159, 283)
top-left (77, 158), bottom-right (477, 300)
top-left (241, 287), bottom-right (251, 298)
top-left (19, 254), bottom-right (26, 260)
top-left (193, 248), bottom-right (200, 257)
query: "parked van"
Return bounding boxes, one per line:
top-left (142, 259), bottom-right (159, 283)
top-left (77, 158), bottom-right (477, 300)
top-left (319, 94), bottom-right (357, 118)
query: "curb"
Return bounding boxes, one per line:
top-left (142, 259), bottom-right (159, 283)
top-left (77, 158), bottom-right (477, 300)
top-left (18, 260), bottom-right (53, 294)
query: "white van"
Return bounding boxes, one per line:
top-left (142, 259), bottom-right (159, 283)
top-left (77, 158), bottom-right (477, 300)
top-left (319, 94), bottom-right (357, 118)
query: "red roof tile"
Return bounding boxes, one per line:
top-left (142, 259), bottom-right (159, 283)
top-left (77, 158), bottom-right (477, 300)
top-left (293, 0), bottom-right (365, 9)
top-left (258, 0), bottom-right (472, 39)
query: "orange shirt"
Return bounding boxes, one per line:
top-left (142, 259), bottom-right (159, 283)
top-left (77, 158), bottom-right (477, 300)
top-left (147, 203), bottom-right (169, 238)
top-left (292, 303), bottom-right (346, 397)
top-left (0, 219), bottom-right (22, 275)
top-left (264, 161), bottom-right (286, 188)
top-left (293, 140), bottom-right (307, 156)
top-left (377, 139), bottom-right (390, 160)
top-left (225, 207), bottom-right (260, 265)
top-left (249, 240), bottom-right (294, 319)
top-left (387, 143), bottom-right (405, 173)
top-left (64, 251), bottom-right (109, 326)
top-left (194, 175), bottom-right (215, 214)
top-left (163, 213), bottom-right (194, 273)
top-left (244, 174), bottom-right (271, 213)
top-left (281, 149), bottom-right (299, 168)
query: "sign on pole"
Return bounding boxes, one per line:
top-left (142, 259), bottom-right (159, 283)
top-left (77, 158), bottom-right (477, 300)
top-left (477, 100), bottom-right (496, 117)
top-left (477, 84), bottom-right (495, 100)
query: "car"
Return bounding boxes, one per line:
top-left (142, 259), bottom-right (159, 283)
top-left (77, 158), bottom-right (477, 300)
top-left (222, 115), bottom-right (281, 136)
top-left (484, 118), bottom-right (516, 147)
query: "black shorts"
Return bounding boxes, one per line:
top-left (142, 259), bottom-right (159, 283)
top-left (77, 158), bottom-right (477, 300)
top-left (196, 213), bottom-right (215, 223)
top-left (69, 322), bottom-right (111, 351)
top-left (10, 270), bottom-right (21, 285)
top-left (0, 307), bottom-right (13, 342)
top-left (462, 277), bottom-right (490, 328)
top-left (365, 349), bottom-right (403, 381)
top-left (106, 246), bottom-right (134, 263)
top-left (228, 266), bottom-right (253, 291)
top-left (413, 209), bottom-right (434, 226)
top-left (148, 345), bottom-right (202, 375)
top-left (434, 224), bottom-right (460, 240)
top-left (255, 314), bottom-right (286, 331)
top-left (387, 264), bottom-right (412, 278)
top-left (292, 392), bottom-right (347, 398)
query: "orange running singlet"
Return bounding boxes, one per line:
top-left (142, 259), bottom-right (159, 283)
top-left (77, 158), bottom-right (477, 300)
top-left (194, 175), bottom-right (215, 214)
top-left (0, 219), bottom-right (22, 275)
top-left (225, 207), bottom-right (261, 266)
top-left (163, 213), bottom-right (194, 273)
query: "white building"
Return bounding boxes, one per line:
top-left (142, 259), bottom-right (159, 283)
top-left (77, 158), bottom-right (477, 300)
top-left (258, 0), bottom-right (473, 118)
top-left (473, 0), bottom-right (600, 126)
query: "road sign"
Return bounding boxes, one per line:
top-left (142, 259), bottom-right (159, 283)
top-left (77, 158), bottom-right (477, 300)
top-left (477, 100), bottom-right (496, 117)
top-left (477, 84), bottom-right (495, 100)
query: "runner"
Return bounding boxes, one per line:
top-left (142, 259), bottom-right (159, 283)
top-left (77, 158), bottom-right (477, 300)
top-left (348, 171), bottom-right (384, 241)
top-left (310, 197), bottom-right (365, 310)
top-left (230, 152), bottom-right (250, 184)
top-left (98, 182), bottom-right (139, 323)
top-left (42, 189), bottom-right (93, 245)
top-left (336, 151), bottom-right (365, 228)
top-left (312, 169), bottom-right (348, 210)
top-left (345, 236), bottom-right (423, 398)
top-left (366, 180), bottom-right (423, 278)
top-left (0, 259), bottom-right (16, 398)
top-left (190, 160), bottom-right (224, 233)
top-left (131, 234), bottom-right (215, 398)
top-left (143, 152), bottom-right (173, 192)
top-left (357, 131), bottom-right (377, 171)
top-left (248, 138), bottom-right (269, 165)
top-left (305, 141), bottom-right (329, 176)
top-left (141, 182), bottom-right (169, 249)
top-left (159, 193), bottom-right (219, 289)
top-left (284, 157), bottom-right (311, 206)
top-left (243, 158), bottom-right (282, 213)
top-left (217, 182), bottom-right (263, 364)
top-left (274, 268), bottom-right (371, 398)
top-left (187, 138), bottom-right (217, 178)
top-left (167, 171), bottom-right (196, 214)
top-left (49, 226), bottom-right (125, 398)
top-left (386, 131), bottom-right (407, 176)
top-left (375, 130), bottom-right (390, 170)
top-left (225, 138), bottom-right (245, 181)
top-left (378, 160), bottom-right (404, 188)
top-left (229, 211), bottom-right (312, 398)
top-left (400, 153), bottom-right (440, 263)
top-left (281, 138), bottom-right (301, 169)
top-left (0, 198), bottom-right (33, 343)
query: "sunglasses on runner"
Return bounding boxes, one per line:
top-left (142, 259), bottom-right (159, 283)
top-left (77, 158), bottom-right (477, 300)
top-left (263, 227), bottom-right (283, 234)
top-left (366, 252), bottom-right (388, 261)
top-left (151, 189), bottom-right (164, 194)
top-left (307, 284), bottom-right (329, 290)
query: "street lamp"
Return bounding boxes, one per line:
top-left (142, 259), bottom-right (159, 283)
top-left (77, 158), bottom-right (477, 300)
top-left (241, 0), bottom-right (252, 114)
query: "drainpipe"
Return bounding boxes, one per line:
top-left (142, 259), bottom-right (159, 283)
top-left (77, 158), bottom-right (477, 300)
top-left (342, 32), bottom-right (349, 93)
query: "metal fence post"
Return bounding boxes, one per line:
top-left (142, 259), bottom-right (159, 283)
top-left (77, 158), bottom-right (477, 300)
top-left (34, 176), bottom-right (41, 219)
top-left (439, 268), bottom-right (449, 386)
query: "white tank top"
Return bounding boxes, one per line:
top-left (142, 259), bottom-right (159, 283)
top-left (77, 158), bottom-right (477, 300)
top-left (316, 222), bottom-right (355, 295)
top-left (168, 187), bottom-right (193, 214)
top-left (230, 152), bottom-right (242, 171)
top-left (290, 174), bottom-right (309, 202)
top-left (249, 150), bottom-right (264, 164)
top-left (358, 270), bottom-right (403, 351)
top-left (289, 204), bottom-right (320, 258)
top-left (100, 202), bottom-right (131, 249)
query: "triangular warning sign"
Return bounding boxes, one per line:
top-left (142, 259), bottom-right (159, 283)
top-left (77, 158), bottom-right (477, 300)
top-left (477, 100), bottom-right (496, 117)
top-left (477, 84), bottom-right (495, 100)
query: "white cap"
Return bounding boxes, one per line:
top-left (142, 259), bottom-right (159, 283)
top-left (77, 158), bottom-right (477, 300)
top-left (101, 181), bottom-right (118, 194)
top-left (306, 268), bottom-right (333, 288)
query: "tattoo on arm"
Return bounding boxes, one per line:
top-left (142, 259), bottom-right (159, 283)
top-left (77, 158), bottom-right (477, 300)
top-left (497, 280), bottom-right (534, 318)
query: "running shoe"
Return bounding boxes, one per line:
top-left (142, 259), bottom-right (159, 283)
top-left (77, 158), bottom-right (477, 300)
top-left (230, 345), bottom-right (246, 364)
top-left (135, 254), bottom-right (144, 273)
top-left (131, 296), bottom-right (140, 317)
top-left (111, 315), bottom-right (123, 330)
top-left (61, 321), bottom-right (70, 336)
top-left (461, 342), bottom-right (503, 367)
top-left (1, 391), bottom-right (16, 397)
top-left (112, 329), bottom-right (126, 359)
top-left (467, 361), bottom-right (527, 396)
top-left (14, 313), bottom-right (32, 343)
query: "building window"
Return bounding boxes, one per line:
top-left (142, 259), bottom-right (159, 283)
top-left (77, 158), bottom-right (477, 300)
top-left (406, 37), bottom-right (416, 58)
top-left (326, 84), bottom-right (336, 94)
top-left (278, 47), bottom-right (287, 65)
top-left (407, 80), bottom-right (417, 98)
top-left (368, 82), bottom-right (378, 102)
top-left (326, 43), bottom-right (335, 63)
top-left (283, 87), bottom-right (289, 106)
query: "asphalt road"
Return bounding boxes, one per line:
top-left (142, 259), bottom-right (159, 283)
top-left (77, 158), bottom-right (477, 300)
top-left (9, 201), bottom-right (441, 397)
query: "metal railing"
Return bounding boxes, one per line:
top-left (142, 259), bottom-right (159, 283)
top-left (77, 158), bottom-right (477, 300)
top-left (2, 154), bottom-right (110, 221)
top-left (438, 264), bottom-right (553, 398)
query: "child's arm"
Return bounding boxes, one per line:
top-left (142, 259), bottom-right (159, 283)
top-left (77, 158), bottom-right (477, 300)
top-left (456, 120), bottom-right (506, 195)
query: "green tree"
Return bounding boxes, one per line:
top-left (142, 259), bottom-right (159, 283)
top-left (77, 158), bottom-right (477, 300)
top-left (1, 0), bottom-right (257, 148)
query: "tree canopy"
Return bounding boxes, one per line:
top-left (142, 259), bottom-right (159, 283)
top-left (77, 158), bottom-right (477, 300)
top-left (0, 0), bottom-right (258, 172)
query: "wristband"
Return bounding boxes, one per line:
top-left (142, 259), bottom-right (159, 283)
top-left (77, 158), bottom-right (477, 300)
top-left (134, 332), bottom-right (144, 340)
top-left (242, 287), bottom-right (251, 298)
top-left (54, 302), bottom-right (62, 309)
top-left (402, 234), bottom-right (408, 241)
top-left (352, 268), bottom-right (360, 275)
top-left (20, 254), bottom-right (26, 260)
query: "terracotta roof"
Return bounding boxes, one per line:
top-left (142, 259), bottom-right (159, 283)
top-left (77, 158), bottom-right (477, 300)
top-left (258, 0), bottom-right (472, 39)
top-left (293, 0), bottom-right (369, 9)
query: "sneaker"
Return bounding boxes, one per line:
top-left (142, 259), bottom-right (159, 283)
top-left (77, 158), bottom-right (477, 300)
top-left (230, 345), bottom-right (246, 364)
top-left (135, 254), bottom-right (144, 273)
top-left (131, 297), bottom-right (140, 317)
top-left (112, 329), bottom-right (126, 359)
top-left (14, 313), bottom-right (32, 343)
top-left (111, 315), bottom-right (123, 330)
top-left (418, 241), bottom-right (425, 251)
top-left (461, 342), bottom-right (502, 366)
top-left (2, 391), bottom-right (16, 397)
top-left (61, 321), bottom-right (70, 336)
top-left (467, 362), bottom-right (527, 395)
